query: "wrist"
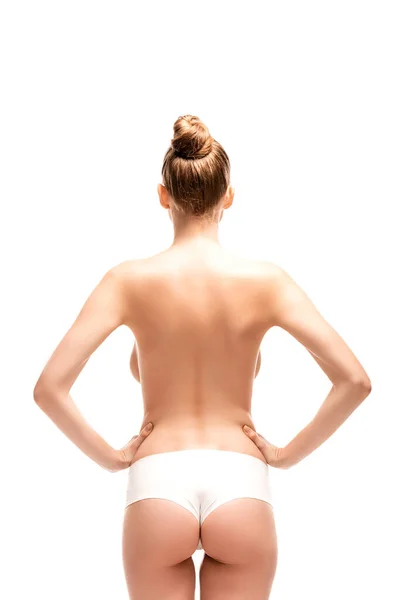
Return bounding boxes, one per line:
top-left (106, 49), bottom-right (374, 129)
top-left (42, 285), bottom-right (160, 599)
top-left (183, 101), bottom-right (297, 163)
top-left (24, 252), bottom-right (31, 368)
top-left (104, 449), bottom-right (128, 472)
top-left (275, 445), bottom-right (295, 469)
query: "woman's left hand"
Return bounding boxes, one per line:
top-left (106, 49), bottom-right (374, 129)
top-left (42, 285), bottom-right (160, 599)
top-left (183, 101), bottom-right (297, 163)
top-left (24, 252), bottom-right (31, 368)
top-left (243, 425), bottom-right (286, 468)
top-left (110, 422), bottom-right (154, 472)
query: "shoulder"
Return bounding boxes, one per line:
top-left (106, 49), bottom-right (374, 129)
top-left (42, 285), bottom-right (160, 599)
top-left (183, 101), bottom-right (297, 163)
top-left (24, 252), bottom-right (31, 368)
top-left (98, 260), bottom-right (146, 313)
top-left (107, 258), bottom-right (147, 283)
top-left (252, 260), bottom-right (303, 314)
top-left (258, 259), bottom-right (288, 277)
top-left (252, 259), bottom-right (291, 287)
top-left (222, 251), bottom-right (284, 280)
top-left (106, 256), bottom-right (158, 302)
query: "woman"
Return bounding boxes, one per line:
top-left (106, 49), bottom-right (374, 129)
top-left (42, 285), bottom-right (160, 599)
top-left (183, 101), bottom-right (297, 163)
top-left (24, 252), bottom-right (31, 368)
top-left (33, 114), bottom-right (372, 600)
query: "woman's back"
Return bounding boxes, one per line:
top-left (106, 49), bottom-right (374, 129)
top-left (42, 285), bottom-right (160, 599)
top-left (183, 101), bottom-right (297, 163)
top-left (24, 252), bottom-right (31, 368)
top-left (125, 239), bottom-right (274, 464)
top-left (33, 115), bottom-right (371, 599)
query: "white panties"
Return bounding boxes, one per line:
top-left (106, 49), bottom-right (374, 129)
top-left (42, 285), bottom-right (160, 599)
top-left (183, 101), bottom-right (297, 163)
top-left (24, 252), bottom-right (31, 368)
top-left (126, 448), bottom-right (273, 551)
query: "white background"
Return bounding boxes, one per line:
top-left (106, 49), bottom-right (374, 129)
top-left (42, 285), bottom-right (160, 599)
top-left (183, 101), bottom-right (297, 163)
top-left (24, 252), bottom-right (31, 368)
top-left (1, 1), bottom-right (399, 598)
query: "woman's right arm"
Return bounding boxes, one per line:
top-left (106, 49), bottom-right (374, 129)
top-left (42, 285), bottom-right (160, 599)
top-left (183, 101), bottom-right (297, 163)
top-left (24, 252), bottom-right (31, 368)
top-left (266, 264), bottom-right (372, 469)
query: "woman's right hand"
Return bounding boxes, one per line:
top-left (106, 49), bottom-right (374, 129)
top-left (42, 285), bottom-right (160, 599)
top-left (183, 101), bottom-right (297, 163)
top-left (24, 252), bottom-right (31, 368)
top-left (243, 425), bottom-right (288, 468)
top-left (114, 422), bottom-right (154, 471)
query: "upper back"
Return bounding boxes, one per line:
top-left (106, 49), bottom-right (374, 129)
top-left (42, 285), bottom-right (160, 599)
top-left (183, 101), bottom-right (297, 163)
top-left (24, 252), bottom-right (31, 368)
top-left (121, 242), bottom-right (274, 420)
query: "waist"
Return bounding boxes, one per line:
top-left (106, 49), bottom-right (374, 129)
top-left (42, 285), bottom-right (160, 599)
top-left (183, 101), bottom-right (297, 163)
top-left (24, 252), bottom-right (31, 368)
top-left (132, 419), bottom-right (267, 466)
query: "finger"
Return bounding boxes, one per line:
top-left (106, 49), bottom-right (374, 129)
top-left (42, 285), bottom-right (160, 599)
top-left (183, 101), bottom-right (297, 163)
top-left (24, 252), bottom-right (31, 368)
top-left (243, 425), bottom-right (260, 439)
top-left (243, 425), bottom-right (254, 433)
top-left (243, 426), bottom-right (266, 451)
top-left (131, 423), bottom-right (153, 448)
top-left (138, 423), bottom-right (153, 439)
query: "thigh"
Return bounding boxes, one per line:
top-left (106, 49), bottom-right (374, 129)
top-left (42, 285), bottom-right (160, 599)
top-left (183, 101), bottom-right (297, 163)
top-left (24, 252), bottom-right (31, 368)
top-left (122, 499), bottom-right (200, 600)
top-left (199, 499), bottom-right (278, 600)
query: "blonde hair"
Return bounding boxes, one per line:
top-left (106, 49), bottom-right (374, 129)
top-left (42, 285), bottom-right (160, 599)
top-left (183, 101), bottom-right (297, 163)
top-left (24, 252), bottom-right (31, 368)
top-left (161, 115), bottom-right (230, 217)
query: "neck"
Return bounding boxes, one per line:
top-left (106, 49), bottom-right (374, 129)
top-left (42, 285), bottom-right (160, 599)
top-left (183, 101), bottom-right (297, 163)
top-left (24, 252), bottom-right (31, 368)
top-left (171, 215), bottom-right (221, 247)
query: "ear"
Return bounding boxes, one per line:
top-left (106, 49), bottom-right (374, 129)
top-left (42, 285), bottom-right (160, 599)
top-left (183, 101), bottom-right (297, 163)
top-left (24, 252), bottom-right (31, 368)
top-left (223, 185), bottom-right (234, 209)
top-left (158, 183), bottom-right (170, 210)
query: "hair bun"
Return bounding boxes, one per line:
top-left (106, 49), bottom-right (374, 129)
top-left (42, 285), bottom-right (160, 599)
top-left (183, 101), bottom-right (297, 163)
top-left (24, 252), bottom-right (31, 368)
top-left (171, 115), bottom-right (213, 159)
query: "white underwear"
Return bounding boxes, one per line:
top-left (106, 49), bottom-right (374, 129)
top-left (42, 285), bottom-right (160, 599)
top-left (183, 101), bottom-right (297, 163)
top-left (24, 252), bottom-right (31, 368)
top-left (126, 448), bottom-right (273, 551)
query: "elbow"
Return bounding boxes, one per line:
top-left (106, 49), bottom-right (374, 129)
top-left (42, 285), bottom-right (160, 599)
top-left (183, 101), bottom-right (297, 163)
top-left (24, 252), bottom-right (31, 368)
top-left (334, 374), bottom-right (372, 400)
top-left (34, 377), bottom-right (67, 405)
top-left (345, 375), bottom-right (372, 400)
top-left (360, 377), bottom-right (372, 398)
top-left (363, 377), bottom-right (372, 394)
top-left (33, 379), bottom-right (52, 405)
top-left (33, 381), bottom-right (44, 404)
top-left (353, 375), bottom-right (372, 396)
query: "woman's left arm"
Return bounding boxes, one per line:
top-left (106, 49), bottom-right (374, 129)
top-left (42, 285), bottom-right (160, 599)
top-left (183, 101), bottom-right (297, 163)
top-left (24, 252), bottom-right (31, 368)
top-left (33, 262), bottom-right (148, 472)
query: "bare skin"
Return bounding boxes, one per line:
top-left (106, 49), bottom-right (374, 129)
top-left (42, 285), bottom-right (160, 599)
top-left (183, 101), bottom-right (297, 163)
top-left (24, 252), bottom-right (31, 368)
top-left (121, 194), bottom-right (369, 598)
top-left (34, 183), bottom-right (371, 599)
top-left (126, 244), bottom-right (270, 466)
top-left (121, 241), bottom-right (280, 599)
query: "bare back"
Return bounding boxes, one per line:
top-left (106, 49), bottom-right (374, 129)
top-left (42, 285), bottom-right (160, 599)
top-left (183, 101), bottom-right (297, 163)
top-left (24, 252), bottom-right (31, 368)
top-left (124, 242), bottom-right (273, 465)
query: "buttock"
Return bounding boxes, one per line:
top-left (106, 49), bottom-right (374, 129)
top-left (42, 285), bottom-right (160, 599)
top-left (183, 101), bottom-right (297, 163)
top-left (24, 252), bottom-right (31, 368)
top-left (125, 449), bottom-right (274, 551)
